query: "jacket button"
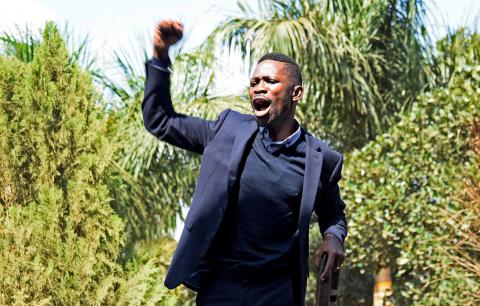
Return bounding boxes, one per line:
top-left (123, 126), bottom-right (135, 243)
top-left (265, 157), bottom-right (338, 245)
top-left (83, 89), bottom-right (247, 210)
top-left (206, 234), bottom-right (212, 242)
top-left (219, 207), bottom-right (225, 214)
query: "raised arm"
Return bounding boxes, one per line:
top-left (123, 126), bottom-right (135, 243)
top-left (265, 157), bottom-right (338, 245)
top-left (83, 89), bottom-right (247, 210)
top-left (142, 20), bottom-right (229, 154)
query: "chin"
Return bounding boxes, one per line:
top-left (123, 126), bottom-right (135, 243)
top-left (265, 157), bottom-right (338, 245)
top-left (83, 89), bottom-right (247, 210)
top-left (255, 112), bottom-right (285, 128)
top-left (255, 117), bottom-right (269, 127)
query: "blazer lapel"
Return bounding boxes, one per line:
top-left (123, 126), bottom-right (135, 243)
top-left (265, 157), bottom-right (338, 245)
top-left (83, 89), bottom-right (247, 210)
top-left (227, 119), bottom-right (258, 194)
top-left (226, 121), bottom-right (323, 229)
top-left (298, 133), bottom-right (323, 232)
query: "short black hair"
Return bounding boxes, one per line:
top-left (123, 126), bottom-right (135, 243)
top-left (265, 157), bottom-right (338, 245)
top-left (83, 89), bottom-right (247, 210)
top-left (257, 52), bottom-right (302, 85)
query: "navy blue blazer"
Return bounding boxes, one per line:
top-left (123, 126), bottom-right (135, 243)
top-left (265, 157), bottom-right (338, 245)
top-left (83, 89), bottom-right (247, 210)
top-left (142, 60), bottom-right (347, 305)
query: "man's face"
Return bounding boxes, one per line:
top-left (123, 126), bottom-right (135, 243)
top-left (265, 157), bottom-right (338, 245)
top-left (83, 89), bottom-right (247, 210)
top-left (248, 60), bottom-right (296, 127)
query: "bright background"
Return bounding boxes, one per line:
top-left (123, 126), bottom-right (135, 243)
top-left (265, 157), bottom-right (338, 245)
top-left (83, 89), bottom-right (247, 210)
top-left (1, 0), bottom-right (479, 60)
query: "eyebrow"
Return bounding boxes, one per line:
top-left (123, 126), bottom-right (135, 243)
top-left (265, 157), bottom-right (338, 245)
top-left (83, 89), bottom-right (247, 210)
top-left (250, 74), bottom-right (277, 81)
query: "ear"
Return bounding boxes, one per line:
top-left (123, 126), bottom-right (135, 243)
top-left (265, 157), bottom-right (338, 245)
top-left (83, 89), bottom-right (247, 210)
top-left (292, 85), bottom-right (304, 103)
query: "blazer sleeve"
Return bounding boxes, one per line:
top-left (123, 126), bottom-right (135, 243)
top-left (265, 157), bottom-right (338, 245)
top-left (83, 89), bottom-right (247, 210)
top-left (315, 153), bottom-right (348, 244)
top-left (142, 58), bottom-right (230, 154)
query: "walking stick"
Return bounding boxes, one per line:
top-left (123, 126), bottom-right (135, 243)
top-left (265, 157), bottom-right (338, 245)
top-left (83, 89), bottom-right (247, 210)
top-left (315, 254), bottom-right (340, 306)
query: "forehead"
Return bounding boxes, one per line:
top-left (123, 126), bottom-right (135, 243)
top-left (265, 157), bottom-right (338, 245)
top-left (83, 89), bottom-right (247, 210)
top-left (251, 60), bottom-right (289, 78)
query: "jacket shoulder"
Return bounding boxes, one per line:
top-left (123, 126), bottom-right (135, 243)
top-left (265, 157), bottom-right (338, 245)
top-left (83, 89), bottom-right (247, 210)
top-left (308, 135), bottom-right (342, 161)
top-left (321, 142), bottom-right (342, 166)
top-left (308, 135), bottom-right (343, 182)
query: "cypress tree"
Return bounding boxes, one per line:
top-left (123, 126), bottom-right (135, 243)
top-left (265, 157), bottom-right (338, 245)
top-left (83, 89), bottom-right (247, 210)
top-left (0, 22), bottom-right (185, 305)
top-left (0, 23), bottom-right (124, 304)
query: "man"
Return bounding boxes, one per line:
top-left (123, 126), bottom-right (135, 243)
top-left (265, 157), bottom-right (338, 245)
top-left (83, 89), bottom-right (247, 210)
top-left (142, 20), bottom-right (347, 306)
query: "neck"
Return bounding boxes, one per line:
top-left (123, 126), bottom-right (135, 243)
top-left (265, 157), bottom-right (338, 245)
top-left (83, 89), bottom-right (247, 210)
top-left (266, 119), bottom-right (296, 141)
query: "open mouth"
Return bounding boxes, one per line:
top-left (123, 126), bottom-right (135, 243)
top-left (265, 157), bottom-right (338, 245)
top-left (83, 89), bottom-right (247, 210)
top-left (252, 97), bottom-right (271, 117)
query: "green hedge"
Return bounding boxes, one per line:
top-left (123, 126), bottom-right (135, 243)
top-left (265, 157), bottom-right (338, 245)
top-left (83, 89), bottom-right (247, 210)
top-left (313, 30), bottom-right (480, 305)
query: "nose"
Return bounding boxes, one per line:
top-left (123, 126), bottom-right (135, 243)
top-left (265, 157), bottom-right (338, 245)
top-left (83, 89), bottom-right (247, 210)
top-left (253, 80), bottom-right (267, 95)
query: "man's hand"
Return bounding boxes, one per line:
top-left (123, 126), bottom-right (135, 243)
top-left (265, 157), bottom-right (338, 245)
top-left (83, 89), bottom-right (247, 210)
top-left (314, 234), bottom-right (345, 281)
top-left (153, 20), bottom-right (184, 59)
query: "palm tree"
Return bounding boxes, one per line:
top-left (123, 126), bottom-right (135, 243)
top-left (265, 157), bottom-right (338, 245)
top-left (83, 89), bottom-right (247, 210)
top-left (207, 0), bottom-right (432, 150)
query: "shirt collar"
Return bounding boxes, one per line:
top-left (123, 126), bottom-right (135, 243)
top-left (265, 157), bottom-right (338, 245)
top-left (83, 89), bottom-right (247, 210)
top-left (259, 120), bottom-right (302, 154)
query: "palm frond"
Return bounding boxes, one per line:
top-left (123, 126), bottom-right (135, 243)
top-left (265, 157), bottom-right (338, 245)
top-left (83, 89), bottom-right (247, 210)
top-left (206, 0), bottom-right (432, 150)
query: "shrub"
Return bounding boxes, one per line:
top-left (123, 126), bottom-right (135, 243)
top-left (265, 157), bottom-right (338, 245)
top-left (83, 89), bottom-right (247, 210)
top-left (0, 23), bottom-right (182, 305)
top-left (339, 30), bottom-right (480, 304)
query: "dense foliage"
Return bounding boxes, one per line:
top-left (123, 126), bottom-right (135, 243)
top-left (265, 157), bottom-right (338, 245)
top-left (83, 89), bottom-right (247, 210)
top-left (448, 120), bottom-right (480, 301)
top-left (331, 30), bottom-right (479, 305)
top-left (0, 23), bottom-right (123, 304)
top-left (0, 24), bottom-right (183, 305)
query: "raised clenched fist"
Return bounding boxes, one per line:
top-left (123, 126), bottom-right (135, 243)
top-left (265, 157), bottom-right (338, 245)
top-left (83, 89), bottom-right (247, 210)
top-left (153, 20), bottom-right (184, 59)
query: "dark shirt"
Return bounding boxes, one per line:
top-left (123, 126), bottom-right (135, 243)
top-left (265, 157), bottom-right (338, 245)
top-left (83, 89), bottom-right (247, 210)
top-left (207, 129), bottom-right (306, 277)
